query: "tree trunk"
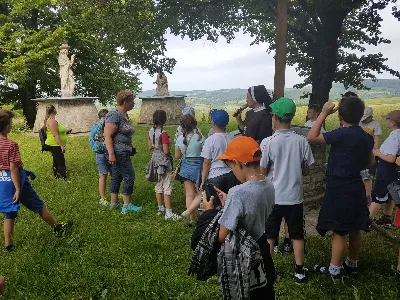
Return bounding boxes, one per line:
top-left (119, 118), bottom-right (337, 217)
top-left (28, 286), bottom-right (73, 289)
top-left (19, 85), bottom-right (37, 128)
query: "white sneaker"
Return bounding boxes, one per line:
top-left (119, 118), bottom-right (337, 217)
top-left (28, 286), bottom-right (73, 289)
top-left (181, 211), bottom-right (191, 225)
top-left (165, 213), bottom-right (182, 221)
top-left (99, 198), bottom-right (109, 206)
top-left (157, 206), bottom-right (165, 215)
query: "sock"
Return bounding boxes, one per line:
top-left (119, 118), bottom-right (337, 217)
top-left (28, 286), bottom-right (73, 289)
top-left (345, 257), bottom-right (358, 268)
top-left (158, 205), bottom-right (164, 210)
top-left (296, 264), bottom-right (304, 271)
top-left (284, 237), bottom-right (291, 245)
top-left (123, 204), bottom-right (128, 208)
top-left (329, 264), bottom-right (342, 276)
top-left (166, 208), bottom-right (172, 217)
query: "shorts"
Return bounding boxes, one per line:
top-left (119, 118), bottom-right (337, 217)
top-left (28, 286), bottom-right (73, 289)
top-left (178, 157), bottom-right (203, 187)
top-left (155, 172), bottom-right (174, 196)
top-left (373, 192), bottom-right (392, 204)
top-left (96, 153), bottom-right (111, 175)
top-left (4, 211), bottom-right (18, 219)
top-left (360, 169), bottom-right (372, 181)
top-left (266, 203), bottom-right (304, 240)
top-left (20, 177), bottom-right (45, 213)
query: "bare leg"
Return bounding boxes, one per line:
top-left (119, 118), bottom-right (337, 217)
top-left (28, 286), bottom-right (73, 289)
top-left (185, 194), bottom-right (202, 215)
top-left (383, 200), bottom-right (395, 216)
top-left (363, 179), bottom-right (372, 198)
top-left (39, 206), bottom-right (57, 228)
top-left (284, 220), bottom-right (290, 239)
top-left (110, 193), bottom-right (118, 205)
top-left (369, 202), bottom-right (381, 218)
top-left (331, 233), bottom-right (348, 266)
top-left (184, 181), bottom-right (196, 209)
top-left (293, 239), bottom-right (305, 266)
top-left (164, 194), bottom-right (172, 209)
top-left (3, 219), bottom-right (15, 246)
top-left (99, 174), bottom-right (107, 199)
top-left (348, 230), bottom-right (362, 261)
top-left (122, 194), bottom-right (131, 206)
top-left (267, 238), bottom-right (275, 256)
top-left (156, 193), bottom-right (163, 207)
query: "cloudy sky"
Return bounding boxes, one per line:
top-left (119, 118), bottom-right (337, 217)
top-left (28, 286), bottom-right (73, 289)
top-left (139, 7), bottom-right (400, 91)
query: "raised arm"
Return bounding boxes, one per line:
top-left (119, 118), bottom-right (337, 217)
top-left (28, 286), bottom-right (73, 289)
top-left (308, 102), bottom-right (337, 144)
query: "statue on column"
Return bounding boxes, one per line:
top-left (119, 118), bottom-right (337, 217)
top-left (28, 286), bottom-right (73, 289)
top-left (58, 44), bottom-right (75, 97)
top-left (154, 72), bottom-right (169, 96)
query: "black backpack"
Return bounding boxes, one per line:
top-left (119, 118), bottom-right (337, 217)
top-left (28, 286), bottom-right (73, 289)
top-left (39, 128), bottom-right (50, 153)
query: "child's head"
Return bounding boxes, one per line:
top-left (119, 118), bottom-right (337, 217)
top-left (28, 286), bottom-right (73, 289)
top-left (210, 109), bottom-right (229, 130)
top-left (0, 109), bottom-right (15, 135)
top-left (180, 114), bottom-right (197, 133)
top-left (338, 96), bottom-right (364, 125)
top-left (382, 110), bottom-right (400, 130)
top-left (342, 91), bottom-right (358, 98)
top-left (269, 97), bottom-right (296, 129)
top-left (307, 104), bottom-right (321, 121)
top-left (360, 106), bottom-right (373, 124)
top-left (182, 106), bottom-right (195, 117)
top-left (217, 136), bottom-right (262, 183)
top-left (98, 109), bottom-right (109, 119)
top-left (153, 110), bottom-right (167, 127)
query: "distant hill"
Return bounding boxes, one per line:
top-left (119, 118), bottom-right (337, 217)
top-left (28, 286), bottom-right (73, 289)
top-left (137, 79), bottom-right (400, 108)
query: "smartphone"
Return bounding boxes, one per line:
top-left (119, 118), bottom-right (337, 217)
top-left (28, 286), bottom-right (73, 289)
top-left (202, 183), bottom-right (221, 207)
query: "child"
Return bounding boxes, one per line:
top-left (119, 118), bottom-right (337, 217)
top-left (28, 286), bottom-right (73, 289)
top-left (359, 106), bottom-right (382, 204)
top-left (203, 136), bottom-right (276, 299)
top-left (147, 110), bottom-right (180, 220)
top-left (174, 106), bottom-right (202, 143)
top-left (90, 108), bottom-right (110, 206)
top-left (0, 110), bottom-right (72, 252)
top-left (260, 97), bottom-right (315, 285)
top-left (369, 110), bottom-right (400, 226)
top-left (305, 104), bottom-right (325, 132)
top-left (307, 97), bottom-right (375, 279)
top-left (181, 110), bottom-right (238, 224)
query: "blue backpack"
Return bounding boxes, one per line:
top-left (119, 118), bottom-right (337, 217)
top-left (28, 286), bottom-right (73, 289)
top-left (89, 119), bottom-right (106, 153)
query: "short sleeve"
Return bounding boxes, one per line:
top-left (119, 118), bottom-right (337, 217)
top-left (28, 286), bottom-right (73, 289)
top-left (303, 140), bottom-right (315, 166)
top-left (218, 191), bottom-right (243, 232)
top-left (323, 128), bottom-right (343, 145)
top-left (374, 122), bottom-right (382, 136)
top-left (260, 138), bottom-right (271, 169)
top-left (175, 136), bottom-right (186, 153)
top-left (380, 132), bottom-right (400, 155)
top-left (201, 138), bottom-right (213, 159)
top-left (105, 110), bottom-right (121, 124)
top-left (9, 142), bottom-right (22, 165)
top-left (161, 132), bottom-right (170, 145)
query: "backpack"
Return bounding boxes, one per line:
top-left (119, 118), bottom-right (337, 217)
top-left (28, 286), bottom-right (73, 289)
top-left (89, 119), bottom-right (106, 153)
top-left (39, 128), bottom-right (50, 153)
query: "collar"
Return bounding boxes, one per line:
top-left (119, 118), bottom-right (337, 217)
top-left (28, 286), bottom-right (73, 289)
top-left (253, 106), bottom-right (266, 113)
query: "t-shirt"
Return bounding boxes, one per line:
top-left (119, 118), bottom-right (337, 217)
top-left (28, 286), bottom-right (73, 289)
top-left (359, 120), bottom-right (382, 137)
top-left (175, 133), bottom-right (205, 157)
top-left (260, 130), bottom-right (315, 205)
top-left (379, 129), bottom-right (400, 156)
top-left (105, 109), bottom-right (135, 153)
top-left (148, 128), bottom-right (169, 150)
top-left (201, 133), bottom-right (234, 179)
top-left (45, 122), bottom-right (68, 146)
top-left (174, 126), bottom-right (203, 143)
top-left (243, 108), bottom-right (272, 144)
top-left (304, 120), bottom-right (326, 133)
top-left (0, 138), bottom-right (23, 170)
top-left (219, 178), bottom-right (275, 241)
top-left (323, 126), bottom-right (374, 180)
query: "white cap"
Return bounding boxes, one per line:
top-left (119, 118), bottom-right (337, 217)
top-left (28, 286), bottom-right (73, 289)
top-left (182, 106), bottom-right (195, 117)
top-left (361, 106), bottom-right (373, 122)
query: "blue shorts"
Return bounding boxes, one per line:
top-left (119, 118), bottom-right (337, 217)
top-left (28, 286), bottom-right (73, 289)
top-left (4, 211), bottom-right (18, 219)
top-left (20, 177), bottom-right (45, 213)
top-left (96, 153), bottom-right (111, 175)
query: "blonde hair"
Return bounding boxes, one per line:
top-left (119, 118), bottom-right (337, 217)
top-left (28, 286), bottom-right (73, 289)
top-left (116, 90), bottom-right (135, 106)
top-left (43, 105), bottom-right (56, 129)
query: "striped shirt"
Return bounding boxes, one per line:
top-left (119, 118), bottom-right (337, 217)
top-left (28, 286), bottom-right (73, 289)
top-left (0, 138), bottom-right (23, 170)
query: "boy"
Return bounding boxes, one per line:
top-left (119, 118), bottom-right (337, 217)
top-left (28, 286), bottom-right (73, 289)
top-left (359, 106), bottom-right (382, 204)
top-left (0, 110), bottom-right (72, 252)
top-left (202, 136), bottom-right (276, 299)
top-left (305, 104), bottom-right (325, 132)
top-left (307, 97), bottom-right (375, 279)
top-left (369, 110), bottom-right (400, 226)
top-left (90, 108), bottom-right (110, 206)
top-left (260, 97), bottom-right (315, 285)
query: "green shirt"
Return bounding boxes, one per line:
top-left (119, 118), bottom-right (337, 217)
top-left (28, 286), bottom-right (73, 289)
top-left (45, 122), bottom-right (67, 146)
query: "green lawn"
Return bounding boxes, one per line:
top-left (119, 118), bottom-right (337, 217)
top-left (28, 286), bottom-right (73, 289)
top-left (1, 103), bottom-right (400, 299)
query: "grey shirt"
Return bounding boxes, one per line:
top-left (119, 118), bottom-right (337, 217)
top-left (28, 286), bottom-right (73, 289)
top-left (218, 178), bottom-right (275, 241)
top-left (105, 109), bottom-right (135, 154)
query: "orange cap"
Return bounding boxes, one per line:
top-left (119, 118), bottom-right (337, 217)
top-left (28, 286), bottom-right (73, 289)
top-left (217, 136), bottom-right (261, 162)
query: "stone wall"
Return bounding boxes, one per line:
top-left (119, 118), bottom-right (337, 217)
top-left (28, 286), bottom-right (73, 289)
top-left (33, 98), bottom-right (98, 133)
top-left (139, 96), bottom-right (186, 125)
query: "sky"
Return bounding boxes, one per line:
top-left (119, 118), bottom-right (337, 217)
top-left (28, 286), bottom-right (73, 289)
top-left (138, 7), bottom-right (400, 92)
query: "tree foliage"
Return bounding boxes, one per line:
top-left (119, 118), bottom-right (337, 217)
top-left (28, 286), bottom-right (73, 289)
top-left (0, 0), bottom-right (175, 126)
top-left (157, 0), bottom-right (400, 105)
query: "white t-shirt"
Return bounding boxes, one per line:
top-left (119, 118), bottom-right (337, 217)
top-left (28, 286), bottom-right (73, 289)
top-left (304, 120), bottom-right (326, 132)
top-left (201, 132), bottom-right (234, 179)
top-left (380, 129), bottom-right (400, 155)
top-left (359, 120), bottom-right (383, 136)
top-left (260, 129), bottom-right (315, 205)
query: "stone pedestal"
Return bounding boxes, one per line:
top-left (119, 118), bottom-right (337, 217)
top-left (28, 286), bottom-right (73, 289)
top-left (32, 97), bottom-right (98, 133)
top-left (139, 96), bottom-right (186, 125)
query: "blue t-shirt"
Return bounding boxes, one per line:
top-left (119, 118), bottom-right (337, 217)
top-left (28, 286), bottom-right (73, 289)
top-left (175, 133), bottom-right (205, 158)
top-left (323, 126), bottom-right (373, 180)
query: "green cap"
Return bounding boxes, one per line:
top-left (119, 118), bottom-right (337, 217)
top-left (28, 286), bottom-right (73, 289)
top-left (269, 97), bottom-right (296, 120)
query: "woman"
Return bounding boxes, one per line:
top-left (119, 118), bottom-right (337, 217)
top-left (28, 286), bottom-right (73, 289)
top-left (175, 115), bottom-right (205, 221)
top-left (44, 105), bottom-right (69, 180)
top-left (235, 85), bottom-right (273, 144)
top-left (103, 90), bottom-right (141, 215)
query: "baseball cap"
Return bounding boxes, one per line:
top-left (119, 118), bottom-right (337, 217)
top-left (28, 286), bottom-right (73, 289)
top-left (217, 136), bottom-right (261, 163)
top-left (361, 106), bottom-right (373, 122)
top-left (210, 109), bottom-right (229, 127)
top-left (382, 110), bottom-right (400, 126)
top-left (269, 97), bottom-right (296, 120)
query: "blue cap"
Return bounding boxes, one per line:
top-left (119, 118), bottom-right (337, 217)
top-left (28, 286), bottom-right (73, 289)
top-left (210, 110), bottom-right (229, 127)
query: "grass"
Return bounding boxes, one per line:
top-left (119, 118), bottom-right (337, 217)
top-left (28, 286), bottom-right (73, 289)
top-left (0, 102), bottom-right (400, 299)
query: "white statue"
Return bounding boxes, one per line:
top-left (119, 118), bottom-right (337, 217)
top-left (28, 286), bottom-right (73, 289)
top-left (154, 73), bottom-right (169, 96)
top-left (58, 44), bottom-right (75, 97)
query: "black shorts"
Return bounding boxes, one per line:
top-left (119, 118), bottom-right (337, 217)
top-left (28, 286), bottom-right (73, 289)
top-left (266, 203), bottom-right (304, 240)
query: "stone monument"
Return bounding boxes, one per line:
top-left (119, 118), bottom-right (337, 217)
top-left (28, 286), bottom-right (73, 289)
top-left (139, 73), bottom-right (186, 125)
top-left (32, 44), bottom-right (98, 133)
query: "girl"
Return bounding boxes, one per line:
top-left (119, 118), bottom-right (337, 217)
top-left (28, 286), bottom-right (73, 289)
top-left (147, 110), bottom-right (180, 220)
top-left (175, 115), bottom-right (205, 223)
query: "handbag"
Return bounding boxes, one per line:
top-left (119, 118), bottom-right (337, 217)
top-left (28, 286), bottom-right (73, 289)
top-left (171, 134), bottom-right (194, 180)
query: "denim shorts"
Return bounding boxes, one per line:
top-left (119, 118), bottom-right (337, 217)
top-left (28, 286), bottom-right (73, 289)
top-left (109, 152), bottom-right (135, 195)
top-left (178, 157), bottom-right (204, 187)
top-left (96, 153), bottom-right (111, 175)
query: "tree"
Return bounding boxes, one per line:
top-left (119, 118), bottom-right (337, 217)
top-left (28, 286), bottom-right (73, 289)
top-left (157, 0), bottom-right (400, 106)
top-left (0, 0), bottom-right (175, 127)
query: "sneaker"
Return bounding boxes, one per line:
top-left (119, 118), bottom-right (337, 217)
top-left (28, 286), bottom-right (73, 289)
top-left (126, 203), bottom-right (142, 212)
top-left (181, 211), bottom-right (191, 226)
top-left (99, 198), bottom-right (109, 206)
top-left (283, 241), bottom-right (293, 253)
top-left (4, 244), bottom-right (14, 252)
top-left (121, 206), bottom-right (128, 215)
top-left (54, 219), bottom-right (73, 237)
top-left (375, 215), bottom-right (393, 227)
top-left (294, 268), bottom-right (308, 285)
top-left (342, 262), bottom-right (358, 275)
top-left (273, 245), bottom-right (280, 254)
top-left (110, 203), bottom-right (120, 209)
top-left (313, 265), bottom-right (341, 280)
top-left (165, 213), bottom-right (182, 221)
top-left (157, 206), bottom-right (165, 215)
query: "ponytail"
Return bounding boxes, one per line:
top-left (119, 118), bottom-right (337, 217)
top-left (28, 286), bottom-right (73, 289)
top-left (43, 104), bottom-right (56, 129)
